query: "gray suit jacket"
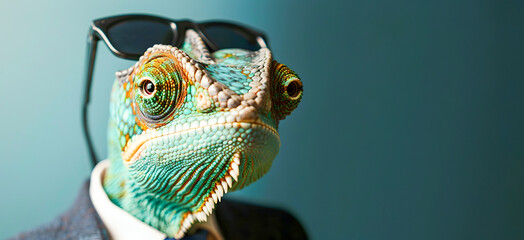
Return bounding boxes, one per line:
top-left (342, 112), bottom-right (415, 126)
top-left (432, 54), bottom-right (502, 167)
top-left (9, 181), bottom-right (307, 240)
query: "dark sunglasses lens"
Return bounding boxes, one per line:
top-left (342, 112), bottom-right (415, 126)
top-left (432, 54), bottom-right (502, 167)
top-left (203, 25), bottom-right (260, 51)
top-left (107, 19), bottom-right (174, 56)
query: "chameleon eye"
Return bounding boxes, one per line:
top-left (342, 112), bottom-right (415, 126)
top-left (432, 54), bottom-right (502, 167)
top-left (140, 79), bottom-right (156, 96)
top-left (285, 79), bottom-right (303, 99)
top-left (141, 79), bottom-right (156, 96)
top-left (133, 54), bottom-right (186, 125)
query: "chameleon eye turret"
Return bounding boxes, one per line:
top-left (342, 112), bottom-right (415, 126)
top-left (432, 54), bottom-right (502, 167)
top-left (270, 61), bottom-right (303, 120)
top-left (133, 53), bottom-right (186, 125)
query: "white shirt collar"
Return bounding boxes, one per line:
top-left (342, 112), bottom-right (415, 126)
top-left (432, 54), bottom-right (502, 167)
top-left (90, 160), bottom-right (223, 240)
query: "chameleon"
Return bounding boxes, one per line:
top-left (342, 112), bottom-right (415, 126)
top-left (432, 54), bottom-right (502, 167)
top-left (102, 29), bottom-right (303, 239)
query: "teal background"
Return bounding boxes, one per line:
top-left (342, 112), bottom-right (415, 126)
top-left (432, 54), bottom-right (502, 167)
top-left (1, 0), bottom-right (524, 239)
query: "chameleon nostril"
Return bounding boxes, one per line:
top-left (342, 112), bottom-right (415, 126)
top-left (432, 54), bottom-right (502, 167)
top-left (238, 106), bottom-right (257, 121)
top-left (195, 88), bottom-right (215, 113)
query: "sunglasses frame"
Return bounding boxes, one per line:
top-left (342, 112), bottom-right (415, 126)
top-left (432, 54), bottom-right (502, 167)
top-left (82, 14), bottom-right (269, 168)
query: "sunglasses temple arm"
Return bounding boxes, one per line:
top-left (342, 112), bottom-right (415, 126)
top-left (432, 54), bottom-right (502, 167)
top-left (82, 33), bottom-right (99, 169)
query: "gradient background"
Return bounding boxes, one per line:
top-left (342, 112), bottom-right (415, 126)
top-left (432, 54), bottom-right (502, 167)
top-left (1, 0), bottom-right (524, 239)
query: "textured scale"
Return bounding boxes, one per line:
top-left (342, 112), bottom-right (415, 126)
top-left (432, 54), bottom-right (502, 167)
top-left (103, 29), bottom-right (303, 239)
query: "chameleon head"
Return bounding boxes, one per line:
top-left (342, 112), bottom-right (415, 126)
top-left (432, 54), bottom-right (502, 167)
top-left (108, 30), bottom-right (302, 234)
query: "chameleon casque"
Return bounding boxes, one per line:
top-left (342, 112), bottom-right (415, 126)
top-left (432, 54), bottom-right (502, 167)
top-left (103, 29), bottom-right (303, 238)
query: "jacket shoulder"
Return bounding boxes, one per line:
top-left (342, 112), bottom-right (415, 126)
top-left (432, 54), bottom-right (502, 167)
top-left (8, 181), bottom-right (108, 240)
top-left (216, 198), bottom-right (308, 240)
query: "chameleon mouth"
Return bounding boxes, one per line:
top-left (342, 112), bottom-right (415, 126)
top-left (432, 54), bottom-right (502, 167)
top-left (175, 151), bottom-right (241, 237)
top-left (121, 119), bottom-right (278, 166)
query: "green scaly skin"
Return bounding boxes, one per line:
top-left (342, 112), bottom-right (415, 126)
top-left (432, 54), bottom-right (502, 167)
top-left (102, 30), bottom-right (303, 239)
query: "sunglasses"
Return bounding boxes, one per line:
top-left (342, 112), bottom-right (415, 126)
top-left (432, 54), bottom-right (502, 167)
top-left (82, 14), bottom-right (270, 167)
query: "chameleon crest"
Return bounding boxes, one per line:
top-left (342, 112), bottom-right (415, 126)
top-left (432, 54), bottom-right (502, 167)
top-left (103, 30), bottom-right (303, 238)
